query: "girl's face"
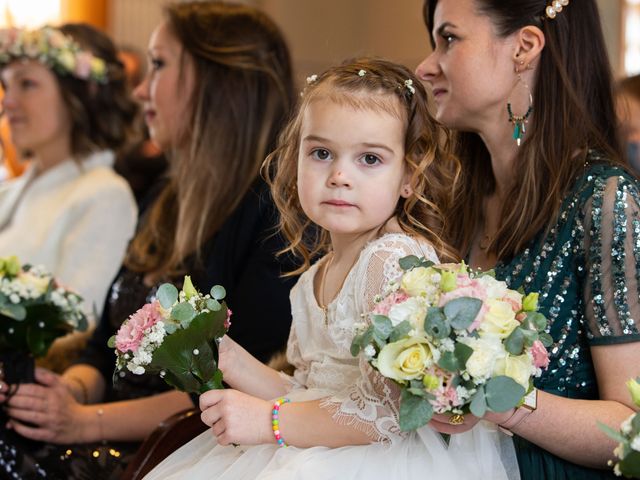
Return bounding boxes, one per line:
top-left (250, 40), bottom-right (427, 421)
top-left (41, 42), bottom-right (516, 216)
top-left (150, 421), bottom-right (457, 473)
top-left (134, 21), bottom-right (195, 151)
top-left (296, 97), bottom-right (411, 240)
top-left (415, 0), bottom-right (517, 131)
top-left (1, 60), bottom-right (71, 160)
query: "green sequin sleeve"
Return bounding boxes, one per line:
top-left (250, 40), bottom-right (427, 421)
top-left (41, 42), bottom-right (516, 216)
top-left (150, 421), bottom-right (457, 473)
top-left (584, 174), bottom-right (640, 345)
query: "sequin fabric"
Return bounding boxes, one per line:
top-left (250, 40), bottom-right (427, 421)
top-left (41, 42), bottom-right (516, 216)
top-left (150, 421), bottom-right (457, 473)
top-left (495, 154), bottom-right (640, 399)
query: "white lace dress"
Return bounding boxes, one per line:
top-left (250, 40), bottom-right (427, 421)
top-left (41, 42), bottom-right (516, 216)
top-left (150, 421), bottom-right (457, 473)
top-left (144, 234), bottom-right (519, 480)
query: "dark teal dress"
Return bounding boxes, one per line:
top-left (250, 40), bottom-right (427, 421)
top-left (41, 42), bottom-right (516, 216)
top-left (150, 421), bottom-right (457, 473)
top-left (492, 157), bottom-right (640, 479)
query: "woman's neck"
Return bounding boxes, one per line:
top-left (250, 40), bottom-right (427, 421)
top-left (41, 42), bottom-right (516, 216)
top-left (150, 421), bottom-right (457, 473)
top-left (478, 121), bottom-right (522, 199)
top-left (32, 140), bottom-right (73, 176)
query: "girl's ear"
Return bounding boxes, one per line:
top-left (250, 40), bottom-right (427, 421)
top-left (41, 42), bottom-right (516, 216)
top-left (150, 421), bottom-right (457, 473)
top-left (400, 182), bottom-right (413, 199)
top-left (512, 25), bottom-right (545, 71)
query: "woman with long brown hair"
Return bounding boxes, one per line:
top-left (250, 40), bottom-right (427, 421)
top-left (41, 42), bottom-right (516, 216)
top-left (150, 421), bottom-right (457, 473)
top-left (0, 2), bottom-right (297, 477)
top-left (416, 0), bottom-right (640, 478)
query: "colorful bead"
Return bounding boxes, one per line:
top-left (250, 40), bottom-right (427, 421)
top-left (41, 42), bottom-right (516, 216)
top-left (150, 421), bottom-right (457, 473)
top-left (271, 397), bottom-right (291, 447)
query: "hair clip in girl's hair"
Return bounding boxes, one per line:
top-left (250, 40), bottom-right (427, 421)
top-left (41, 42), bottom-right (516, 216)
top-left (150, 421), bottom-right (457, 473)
top-left (545, 0), bottom-right (569, 19)
top-left (306, 74), bottom-right (318, 85)
top-left (357, 69), bottom-right (366, 77)
top-left (404, 79), bottom-right (415, 96)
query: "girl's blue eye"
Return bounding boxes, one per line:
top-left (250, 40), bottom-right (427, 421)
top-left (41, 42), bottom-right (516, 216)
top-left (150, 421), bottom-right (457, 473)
top-left (361, 154), bottom-right (381, 166)
top-left (311, 148), bottom-right (331, 161)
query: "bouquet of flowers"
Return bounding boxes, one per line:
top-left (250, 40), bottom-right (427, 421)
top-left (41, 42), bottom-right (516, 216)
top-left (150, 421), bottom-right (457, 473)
top-left (0, 256), bottom-right (87, 357)
top-left (351, 256), bottom-right (551, 431)
top-left (109, 276), bottom-right (231, 394)
top-left (0, 255), bottom-right (88, 384)
top-left (600, 378), bottom-right (640, 478)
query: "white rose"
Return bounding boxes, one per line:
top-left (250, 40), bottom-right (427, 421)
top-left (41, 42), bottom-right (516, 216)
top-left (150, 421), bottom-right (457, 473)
top-left (400, 267), bottom-right (432, 297)
top-left (493, 354), bottom-right (533, 389)
top-left (479, 299), bottom-right (520, 338)
top-left (464, 337), bottom-right (505, 382)
top-left (388, 297), bottom-right (427, 332)
top-left (376, 337), bottom-right (438, 382)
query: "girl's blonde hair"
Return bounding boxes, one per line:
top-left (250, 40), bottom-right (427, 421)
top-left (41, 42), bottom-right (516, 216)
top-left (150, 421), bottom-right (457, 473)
top-left (264, 57), bottom-right (461, 275)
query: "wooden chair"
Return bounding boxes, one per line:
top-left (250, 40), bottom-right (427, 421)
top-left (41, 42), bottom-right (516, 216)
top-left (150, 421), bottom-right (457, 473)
top-left (120, 408), bottom-right (207, 480)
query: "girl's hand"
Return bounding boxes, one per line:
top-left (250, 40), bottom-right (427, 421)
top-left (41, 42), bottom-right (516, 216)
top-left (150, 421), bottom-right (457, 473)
top-left (200, 389), bottom-right (273, 446)
top-left (1, 367), bottom-right (93, 444)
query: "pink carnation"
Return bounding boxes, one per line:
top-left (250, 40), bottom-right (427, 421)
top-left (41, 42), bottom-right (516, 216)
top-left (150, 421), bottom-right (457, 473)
top-left (531, 340), bottom-right (550, 369)
top-left (115, 300), bottom-right (164, 353)
top-left (373, 291), bottom-right (409, 316)
top-left (74, 52), bottom-right (92, 79)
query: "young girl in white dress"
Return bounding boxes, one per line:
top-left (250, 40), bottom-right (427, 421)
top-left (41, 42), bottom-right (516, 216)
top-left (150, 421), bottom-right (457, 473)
top-left (144, 58), bottom-right (519, 479)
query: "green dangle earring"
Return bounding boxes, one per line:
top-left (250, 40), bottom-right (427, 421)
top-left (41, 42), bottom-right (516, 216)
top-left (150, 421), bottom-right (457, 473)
top-left (507, 70), bottom-right (533, 147)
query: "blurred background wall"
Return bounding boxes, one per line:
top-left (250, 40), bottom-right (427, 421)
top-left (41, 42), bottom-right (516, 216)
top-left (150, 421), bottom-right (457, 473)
top-left (0, 0), bottom-right (634, 88)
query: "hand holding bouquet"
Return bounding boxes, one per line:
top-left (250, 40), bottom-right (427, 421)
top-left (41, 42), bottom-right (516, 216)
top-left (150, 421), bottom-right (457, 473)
top-left (0, 255), bottom-right (88, 359)
top-left (600, 378), bottom-right (640, 478)
top-left (351, 257), bottom-right (551, 431)
top-left (109, 276), bottom-right (231, 394)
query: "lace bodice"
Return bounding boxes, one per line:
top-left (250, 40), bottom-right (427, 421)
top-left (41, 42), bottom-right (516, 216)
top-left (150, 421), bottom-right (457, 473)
top-left (283, 233), bottom-right (439, 444)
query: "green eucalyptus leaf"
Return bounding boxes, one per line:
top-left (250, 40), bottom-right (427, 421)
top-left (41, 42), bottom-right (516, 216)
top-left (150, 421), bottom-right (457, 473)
top-left (454, 342), bottom-right (473, 368)
top-left (485, 376), bottom-right (526, 412)
top-left (407, 387), bottom-right (428, 397)
top-left (206, 298), bottom-right (222, 312)
top-left (210, 285), bottom-right (226, 301)
top-left (107, 335), bottom-right (116, 348)
top-left (157, 284), bottom-right (179, 309)
top-left (389, 320), bottom-right (413, 342)
top-left (171, 302), bottom-right (196, 326)
top-left (398, 255), bottom-right (422, 271)
top-left (419, 260), bottom-right (435, 269)
top-left (437, 351), bottom-right (459, 372)
top-left (350, 326), bottom-right (374, 357)
top-left (539, 332), bottom-right (553, 348)
top-left (525, 312), bottom-right (547, 331)
top-left (399, 389), bottom-right (434, 431)
top-left (443, 297), bottom-right (482, 330)
top-left (598, 422), bottom-right (627, 443)
top-left (469, 388), bottom-right (487, 418)
top-left (0, 303), bottom-right (26, 321)
top-left (504, 327), bottom-right (526, 355)
top-left (372, 315), bottom-right (393, 340)
top-left (424, 307), bottom-right (451, 339)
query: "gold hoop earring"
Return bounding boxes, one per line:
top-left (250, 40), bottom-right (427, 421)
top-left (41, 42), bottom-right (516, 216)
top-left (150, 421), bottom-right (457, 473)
top-left (507, 72), bottom-right (533, 147)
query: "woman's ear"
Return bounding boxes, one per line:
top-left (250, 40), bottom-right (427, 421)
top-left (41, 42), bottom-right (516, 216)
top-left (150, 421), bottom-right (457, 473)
top-left (512, 25), bottom-right (545, 71)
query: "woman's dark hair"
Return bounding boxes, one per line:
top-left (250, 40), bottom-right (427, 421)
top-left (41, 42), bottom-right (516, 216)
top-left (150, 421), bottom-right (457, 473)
top-left (57, 23), bottom-right (138, 157)
top-left (126, 1), bottom-right (295, 277)
top-left (424, 0), bottom-right (629, 260)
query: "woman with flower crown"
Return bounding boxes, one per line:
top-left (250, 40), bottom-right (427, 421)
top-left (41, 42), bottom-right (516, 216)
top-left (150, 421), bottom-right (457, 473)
top-left (0, 2), bottom-right (298, 479)
top-left (416, 0), bottom-right (640, 478)
top-left (0, 25), bottom-right (138, 356)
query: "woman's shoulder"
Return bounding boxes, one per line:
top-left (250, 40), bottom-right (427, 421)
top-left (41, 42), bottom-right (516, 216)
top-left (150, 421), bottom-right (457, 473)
top-left (573, 151), bottom-right (639, 197)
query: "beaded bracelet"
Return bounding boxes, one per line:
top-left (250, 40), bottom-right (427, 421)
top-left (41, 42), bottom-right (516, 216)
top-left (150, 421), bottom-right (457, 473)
top-left (271, 397), bottom-right (290, 447)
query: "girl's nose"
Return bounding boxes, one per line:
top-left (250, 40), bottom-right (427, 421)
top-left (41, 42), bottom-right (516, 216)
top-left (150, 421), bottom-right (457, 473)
top-left (328, 166), bottom-right (352, 188)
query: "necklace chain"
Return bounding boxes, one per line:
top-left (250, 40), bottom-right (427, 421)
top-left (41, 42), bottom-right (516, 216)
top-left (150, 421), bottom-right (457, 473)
top-left (319, 252), bottom-right (334, 326)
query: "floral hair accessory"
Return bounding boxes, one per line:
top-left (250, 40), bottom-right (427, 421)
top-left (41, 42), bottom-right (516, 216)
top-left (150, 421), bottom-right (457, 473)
top-left (305, 74), bottom-right (318, 85)
top-left (404, 79), bottom-right (415, 96)
top-left (0, 26), bottom-right (108, 83)
top-left (358, 69), bottom-right (366, 77)
top-left (545, 0), bottom-right (569, 19)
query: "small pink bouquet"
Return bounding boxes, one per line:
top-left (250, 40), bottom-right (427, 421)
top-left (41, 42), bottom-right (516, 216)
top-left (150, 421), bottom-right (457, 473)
top-left (351, 256), bottom-right (551, 431)
top-left (108, 276), bottom-right (231, 393)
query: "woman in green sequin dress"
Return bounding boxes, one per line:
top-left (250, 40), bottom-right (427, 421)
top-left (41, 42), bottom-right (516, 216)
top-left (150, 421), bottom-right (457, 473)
top-left (416, 0), bottom-right (640, 478)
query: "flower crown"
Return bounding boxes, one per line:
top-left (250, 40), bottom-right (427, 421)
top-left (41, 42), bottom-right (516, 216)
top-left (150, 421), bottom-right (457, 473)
top-left (305, 70), bottom-right (416, 98)
top-left (0, 27), bottom-right (108, 83)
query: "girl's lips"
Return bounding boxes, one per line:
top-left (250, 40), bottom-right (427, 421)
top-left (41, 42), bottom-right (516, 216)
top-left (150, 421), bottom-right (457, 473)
top-left (144, 110), bottom-right (156, 123)
top-left (323, 200), bottom-right (356, 207)
top-left (432, 88), bottom-right (447, 99)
